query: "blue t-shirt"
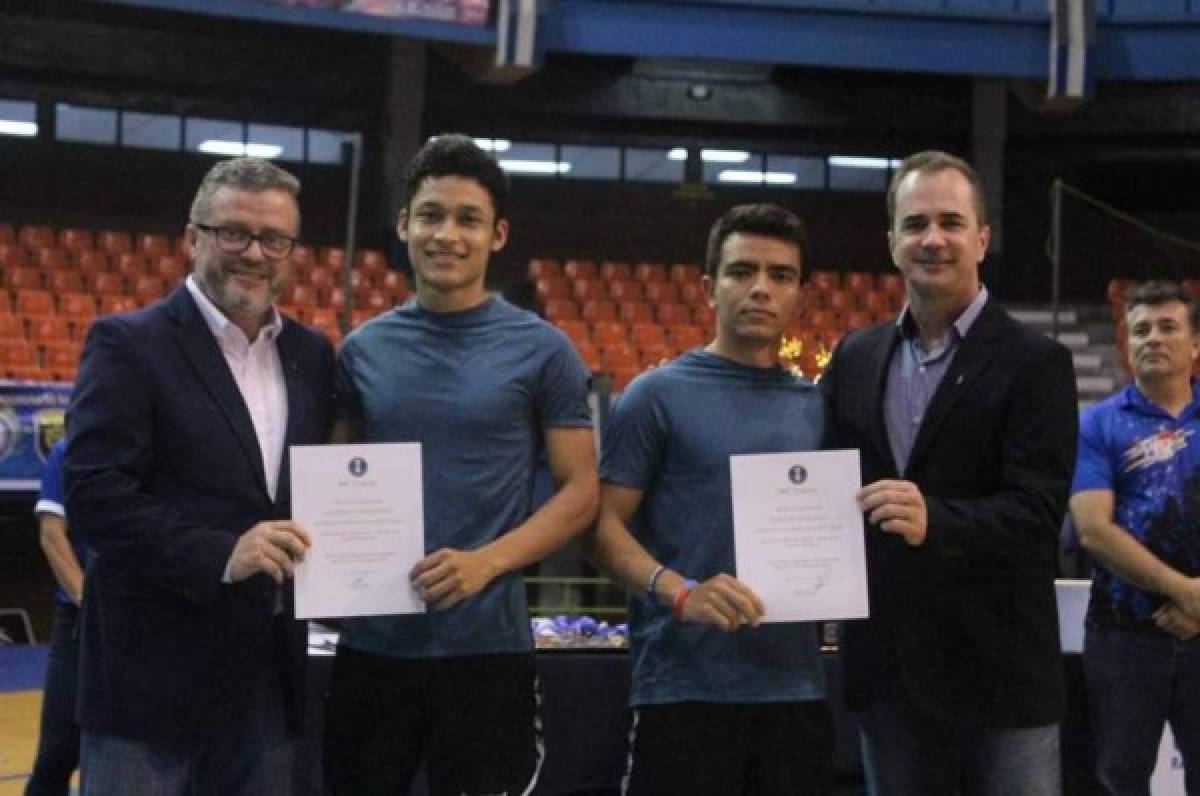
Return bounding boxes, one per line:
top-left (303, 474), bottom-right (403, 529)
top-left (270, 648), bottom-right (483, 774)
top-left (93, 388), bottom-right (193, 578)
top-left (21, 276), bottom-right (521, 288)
top-left (600, 349), bottom-right (827, 706)
top-left (1072, 381), bottom-right (1200, 627)
top-left (335, 296), bottom-right (593, 658)
top-left (34, 440), bottom-right (89, 606)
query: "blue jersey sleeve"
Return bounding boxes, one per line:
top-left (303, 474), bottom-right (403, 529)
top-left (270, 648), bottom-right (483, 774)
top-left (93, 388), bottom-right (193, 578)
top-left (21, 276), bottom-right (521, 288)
top-left (599, 371), bottom-right (666, 491)
top-left (535, 330), bottom-right (593, 430)
top-left (1071, 404), bottom-right (1116, 495)
top-left (34, 440), bottom-right (67, 517)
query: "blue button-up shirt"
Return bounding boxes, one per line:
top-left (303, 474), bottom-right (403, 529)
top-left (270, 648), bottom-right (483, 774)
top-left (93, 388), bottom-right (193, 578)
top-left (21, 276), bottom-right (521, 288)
top-left (884, 286), bottom-right (989, 474)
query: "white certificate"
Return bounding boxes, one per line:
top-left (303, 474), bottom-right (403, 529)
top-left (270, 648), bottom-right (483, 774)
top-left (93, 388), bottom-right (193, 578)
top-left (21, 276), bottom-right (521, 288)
top-left (291, 443), bottom-right (425, 619)
top-left (731, 449), bottom-right (868, 622)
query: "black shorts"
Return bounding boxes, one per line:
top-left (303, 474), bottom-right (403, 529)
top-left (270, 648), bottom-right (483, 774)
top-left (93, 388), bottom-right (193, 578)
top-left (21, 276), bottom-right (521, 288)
top-left (623, 700), bottom-right (833, 796)
top-left (323, 646), bottom-right (542, 796)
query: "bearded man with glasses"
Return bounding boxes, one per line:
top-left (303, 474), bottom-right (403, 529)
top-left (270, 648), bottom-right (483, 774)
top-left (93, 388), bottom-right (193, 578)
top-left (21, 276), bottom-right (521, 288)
top-left (65, 158), bottom-right (335, 795)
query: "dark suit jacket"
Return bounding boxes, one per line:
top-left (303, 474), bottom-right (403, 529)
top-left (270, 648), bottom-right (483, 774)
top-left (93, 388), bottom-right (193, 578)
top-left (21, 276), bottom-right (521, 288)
top-left (822, 298), bottom-right (1077, 729)
top-left (65, 285), bottom-right (335, 746)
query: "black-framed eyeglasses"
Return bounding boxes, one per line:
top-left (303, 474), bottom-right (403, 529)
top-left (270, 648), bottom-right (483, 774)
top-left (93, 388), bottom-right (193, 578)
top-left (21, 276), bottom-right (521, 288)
top-left (194, 223), bottom-right (297, 258)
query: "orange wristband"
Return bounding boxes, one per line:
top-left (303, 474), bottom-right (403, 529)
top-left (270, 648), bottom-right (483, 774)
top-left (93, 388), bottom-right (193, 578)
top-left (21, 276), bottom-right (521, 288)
top-left (672, 579), bottom-right (697, 620)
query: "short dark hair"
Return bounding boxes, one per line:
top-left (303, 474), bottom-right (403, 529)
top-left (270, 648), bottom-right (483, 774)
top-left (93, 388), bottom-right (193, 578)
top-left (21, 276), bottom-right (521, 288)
top-left (886, 150), bottom-right (987, 229)
top-left (704, 204), bottom-right (808, 279)
top-left (1124, 280), bottom-right (1200, 332)
top-left (402, 133), bottom-right (510, 221)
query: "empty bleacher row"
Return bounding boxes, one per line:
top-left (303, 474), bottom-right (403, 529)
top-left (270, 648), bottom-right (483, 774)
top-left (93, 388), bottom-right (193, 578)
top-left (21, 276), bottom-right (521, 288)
top-left (0, 221), bottom-right (400, 381)
top-left (529, 257), bottom-right (907, 389)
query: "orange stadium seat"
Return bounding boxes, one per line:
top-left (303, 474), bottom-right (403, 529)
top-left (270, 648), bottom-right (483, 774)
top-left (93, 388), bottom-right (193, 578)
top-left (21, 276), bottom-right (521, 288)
top-left (37, 247), bottom-right (70, 271)
top-left (291, 245), bottom-right (315, 270)
top-left (845, 310), bottom-right (874, 331)
top-left (356, 249), bottom-right (388, 275)
top-left (42, 339), bottom-right (83, 372)
top-left (2, 339), bottom-right (38, 369)
top-left (5, 364), bottom-right (49, 381)
top-left (133, 275), bottom-right (166, 304)
top-left (617, 301), bottom-right (653, 324)
top-left (572, 279), bottom-right (608, 303)
top-left (670, 264), bottom-right (703, 284)
top-left (573, 340), bottom-right (603, 373)
top-left (543, 299), bottom-right (579, 321)
top-left (845, 272), bottom-right (875, 293)
top-left (286, 284), bottom-right (320, 307)
top-left (667, 324), bottom-right (706, 350)
top-left (528, 258), bottom-right (560, 282)
top-left (691, 304), bottom-right (715, 328)
top-left (645, 282), bottom-right (680, 305)
top-left (600, 261), bottom-right (631, 282)
top-left (59, 292), bottom-right (98, 324)
top-left (0, 314), bottom-right (24, 338)
top-left (321, 247), bottom-right (346, 271)
top-left (601, 342), bottom-right (638, 368)
top-left (47, 270), bottom-right (84, 294)
top-left (591, 321), bottom-right (628, 346)
top-left (823, 289), bottom-right (854, 314)
top-left (380, 270), bottom-right (408, 294)
top-left (0, 293), bottom-right (10, 314)
top-left (76, 250), bottom-right (111, 275)
top-left (630, 322), bottom-right (665, 347)
top-left (16, 289), bottom-right (55, 316)
top-left (5, 265), bottom-right (42, 290)
top-left (362, 289), bottom-right (391, 313)
top-left (634, 263), bottom-right (667, 283)
top-left (19, 224), bottom-right (55, 250)
top-left (138, 234), bottom-right (171, 259)
top-left (809, 270), bottom-right (839, 292)
top-left (308, 267), bottom-right (335, 292)
top-left (155, 256), bottom-right (186, 283)
top-left (98, 230), bottom-right (132, 255)
top-left (655, 304), bottom-right (691, 325)
top-left (535, 278), bottom-right (570, 303)
top-left (553, 319), bottom-right (589, 345)
top-left (807, 309), bottom-right (837, 329)
top-left (58, 228), bottom-right (94, 252)
top-left (98, 295), bottom-right (138, 315)
top-left (0, 243), bottom-right (30, 269)
top-left (28, 316), bottom-right (72, 344)
top-left (639, 341), bottom-right (676, 367)
top-left (878, 273), bottom-right (904, 296)
top-left (679, 282), bottom-right (706, 306)
top-left (90, 272), bottom-right (126, 296)
top-left (563, 259), bottom-right (597, 281)
top-left (581, 300), bottom-right (616, 323)
top-left (114, 253), bottom-right (148, 280)
top-left (608, 280), bottom-right (645, 303)
top-left (0, 222), bottom-right (14, 244)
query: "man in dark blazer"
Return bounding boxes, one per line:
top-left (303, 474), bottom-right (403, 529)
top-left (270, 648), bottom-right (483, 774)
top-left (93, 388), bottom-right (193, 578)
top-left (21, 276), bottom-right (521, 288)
top-left (65, 158), bottom-right (335, 795)
top-left (822, 151), bottom-right (1077, 795)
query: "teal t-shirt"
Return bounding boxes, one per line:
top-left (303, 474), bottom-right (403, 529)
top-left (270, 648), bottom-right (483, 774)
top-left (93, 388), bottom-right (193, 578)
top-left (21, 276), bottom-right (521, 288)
top-left (336, 296), bottom-right (592, 658)
top-left (600, 349), bottom-right (827, 705)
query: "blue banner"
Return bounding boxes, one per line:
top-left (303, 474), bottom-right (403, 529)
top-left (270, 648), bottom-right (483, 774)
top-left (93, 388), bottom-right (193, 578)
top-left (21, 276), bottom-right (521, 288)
top-left (250, 0), bottom-right (489, 25)
top-left (0, 381), bottom-right (71, 492)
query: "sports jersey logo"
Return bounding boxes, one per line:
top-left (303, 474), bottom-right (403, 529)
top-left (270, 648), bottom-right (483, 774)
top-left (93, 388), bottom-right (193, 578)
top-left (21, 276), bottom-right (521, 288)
top-left (1122, 428), bottom-right (1193, 473)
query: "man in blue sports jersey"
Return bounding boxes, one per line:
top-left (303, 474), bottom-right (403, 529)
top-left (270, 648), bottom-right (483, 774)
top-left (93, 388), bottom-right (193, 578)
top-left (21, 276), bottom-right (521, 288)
top-left (1071, 280), bottom-right (1200, 794)
top-left (591, 204), bottom-right (831, 795)
top-left (323, 134), bottom-right (599, 796)
top-left (27, 439), bottom-right (86, 796)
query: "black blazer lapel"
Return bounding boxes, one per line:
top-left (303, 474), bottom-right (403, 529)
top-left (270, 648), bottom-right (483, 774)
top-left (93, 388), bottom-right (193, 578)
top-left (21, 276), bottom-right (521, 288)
top-left (868, 324), bottom-right (903, 477)
top-left (166, 286), bottom-right (270, 499)
top-left (905, 300), bottom-right (1006, 475)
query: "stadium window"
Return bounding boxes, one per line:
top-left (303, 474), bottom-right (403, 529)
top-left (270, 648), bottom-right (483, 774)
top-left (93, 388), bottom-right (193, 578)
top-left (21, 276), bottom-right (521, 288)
top-left (625, 148), bottom-right (684, 183)
top-left (828, 155), bottom-right (897, 193)
top-left (186, 117), bottom-right (247, 156)
top-left (561, 145), bottom-right (620, 180)
top-left (307, 129), bottom-right (355, 164)
top-left (0, 99), bottom-right (37, 137)
top-left (248, 124), bottom-right (304, 162)
top-left (122, 112), bottom-right (182, 151)
top-left (766, 155), bottom-right (827, 190)
top-left (55, 104), bottom-right (117, 145)
top-left (497, 142), bottom-right (565, 177)
top-left (702, 152), bottom-right (765, 186)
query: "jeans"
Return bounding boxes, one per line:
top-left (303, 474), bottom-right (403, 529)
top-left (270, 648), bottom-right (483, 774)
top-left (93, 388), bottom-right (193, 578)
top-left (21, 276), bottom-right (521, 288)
top-left (79, 660), bottom-right (294, 796)
top-left (24, 602), bottom-right (80, 796)
top-left (859, 695), bottom-right (1061, 796)
top-left (1084, 622), bottom-right (1200, 795)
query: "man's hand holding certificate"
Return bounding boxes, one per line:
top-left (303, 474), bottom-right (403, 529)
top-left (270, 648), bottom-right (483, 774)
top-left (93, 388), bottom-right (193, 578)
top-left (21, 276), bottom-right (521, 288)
top-left (731, 449), bottom-right (869, 623)
top-left (290, 443), bottom-right (426, 619)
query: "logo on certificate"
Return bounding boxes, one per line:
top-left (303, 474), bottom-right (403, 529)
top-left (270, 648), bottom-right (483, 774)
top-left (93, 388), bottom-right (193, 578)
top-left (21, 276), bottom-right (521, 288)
top-left (787, 465), bottom-right (808, 485)
top-left (348, 457), bottom-right (368, 477)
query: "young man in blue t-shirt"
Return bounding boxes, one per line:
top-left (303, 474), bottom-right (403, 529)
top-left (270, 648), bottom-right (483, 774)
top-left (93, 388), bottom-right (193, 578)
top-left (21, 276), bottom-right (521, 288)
top-left (1071, 280), bottom-right (1200, 794)
top-left (323, 134), bottom-right (599, 796)
top-left (591, 204), bottom-right (831, 795)
top-left (27, 439), bottom-right (87, 795)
